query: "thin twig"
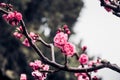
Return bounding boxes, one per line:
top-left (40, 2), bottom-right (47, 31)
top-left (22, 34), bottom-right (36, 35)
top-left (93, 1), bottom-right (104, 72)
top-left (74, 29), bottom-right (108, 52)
top-left (37, 37), bottom-right (55, 62)
top-left (64, 55), bottom-right (68, 68)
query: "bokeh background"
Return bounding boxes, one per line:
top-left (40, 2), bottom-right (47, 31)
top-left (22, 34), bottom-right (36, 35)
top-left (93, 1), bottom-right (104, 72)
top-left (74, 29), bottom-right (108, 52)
top-left (0, 0), bottom-right (120, 80)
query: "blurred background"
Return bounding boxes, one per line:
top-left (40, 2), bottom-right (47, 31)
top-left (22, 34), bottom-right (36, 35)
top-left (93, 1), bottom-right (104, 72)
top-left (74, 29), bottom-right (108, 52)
top-left (0, 0), bottom-right (120, 80)
top-left (0, 0), bottom-right (84, 80)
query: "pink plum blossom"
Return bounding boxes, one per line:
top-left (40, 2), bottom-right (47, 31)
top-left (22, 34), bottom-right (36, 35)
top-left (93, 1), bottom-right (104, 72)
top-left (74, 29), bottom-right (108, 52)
top-left (17, 26), bottom-right (23, 32)
top-left (30, 60), bottom-right (49, 80)
top-left (32, 70), bottom-right (45, 80)
top-left (62, 42), bottom-right (75, 56)
top-left (79, 54), bottom-right (89, 64)
top-left (22, 32), bottom-right (38, 47)
top-left (0, 3), bottom-right (6, 7)
top-left (29, 60), bottom-right (42, 70)
top-left (43, 65), bottom-right (49, 71)
top-left (77, 73), bottom-right (89, 80)
top-left (2, 11), bottom-right (22, 26)
top-left (54, 32), bottom-right (68, 48)
top-left (20, 74), bottom-right (27, 80)
top-left (92, 76), bottom-right (98, 80)
top-left (29, 32), bottom-right (38, 42)
top-left (13, 32), bottom-right (23, 39)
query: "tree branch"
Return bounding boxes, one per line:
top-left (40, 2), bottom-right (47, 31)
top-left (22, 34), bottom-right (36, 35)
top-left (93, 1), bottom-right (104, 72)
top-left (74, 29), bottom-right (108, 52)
top-left (1, 7), bottom-right (120, 75)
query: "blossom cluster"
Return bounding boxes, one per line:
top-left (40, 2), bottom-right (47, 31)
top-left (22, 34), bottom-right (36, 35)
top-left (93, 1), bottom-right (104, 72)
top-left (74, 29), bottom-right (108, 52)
top-left (1, 9), bottom-right (38, 47)
top-left (2, 11), bottom-right (22, 26)
top-left (20, 60), bottom-right (49, 80)
top-left (54, 25), bottom-right (76, 57)
top-left (13, 26), bottom-right (38, 47)
top-left (29, 60), bottom-right (49, 80)
top-left (75, 58), bottom-right (101, 80)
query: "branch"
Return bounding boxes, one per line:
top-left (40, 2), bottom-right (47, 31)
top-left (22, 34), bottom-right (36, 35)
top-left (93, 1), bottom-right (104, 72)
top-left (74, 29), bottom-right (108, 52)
top-left (37, 37), bottom-right (55, 62)
top-left (1, 7), bottom-right (120, 74)
top-left (20, 19), bottom-right (120, 73)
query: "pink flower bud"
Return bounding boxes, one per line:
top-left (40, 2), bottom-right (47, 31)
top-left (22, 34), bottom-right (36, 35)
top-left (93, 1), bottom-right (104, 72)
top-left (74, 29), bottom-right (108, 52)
top-left (0, 3), bottom-right (6, 7)
top-left (17, 26), bottom-right (23, 32)
top-left (92, 76), bottom-right (98, 80)
top-left (43, 65), bottom-right (49, 71)
top-left (63, 24), bottom-right (68, 29)
top-left (13, 32), bottom-right (23, 39)
top-left (20, 74), bottom-right (27, 80)
top-left (79, 54), bottom-right (88, 64)
top-left (82, 46), bottom-right (87, 52)
top-left (22, 38), bottom-right (30, 47)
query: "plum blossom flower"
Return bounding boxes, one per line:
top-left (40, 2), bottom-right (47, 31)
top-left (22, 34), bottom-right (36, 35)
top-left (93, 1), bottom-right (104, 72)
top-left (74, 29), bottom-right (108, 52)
top-left (43, 65), bottom-right (49, 71)
top-left (22, 32), bottom-right (38, 47)
top-left (0, 3), bottom-right (6, 7)
top-left (79, 54), bottom-right (89, 64)
top-left (30, 60), bottom-right (49, 80)
top-left (13, 32), bottom-right (23, 39)
top-left (62, 42), bottom-right (75, 56)
top-left (92, 76), bottom-right (98, 80)
top-left (29, 60), bottom-right (42, 70)
top-left (2, 11), bottom-right (22, 26)
top-left (29, 32), bottom-right (38, 42)
top-left (75, 71), bottom-right (89, 80)
top-left (32, 70), bottom-right (44, 80)
top-left (17, 26), bottom-right (23, 32)
top-left (20, 74), bottom-right (27, 80)
top-left (77, 73), bottom-right (89, 80)
top-left (54, 32), bottom-right (68, 48)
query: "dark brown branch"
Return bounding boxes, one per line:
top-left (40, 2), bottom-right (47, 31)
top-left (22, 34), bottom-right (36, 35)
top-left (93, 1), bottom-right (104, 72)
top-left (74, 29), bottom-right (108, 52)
top-left (64, 55), bottom-right (68, 68)
top-left (39, 69), bottom-right (60, 73)
top-left (20, 19), bottom-right (120, 73)
top-left (1, 7), bottom-right (120, 74)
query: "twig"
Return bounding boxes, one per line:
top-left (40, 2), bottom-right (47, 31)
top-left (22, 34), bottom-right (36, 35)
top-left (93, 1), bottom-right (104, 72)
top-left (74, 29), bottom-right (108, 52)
top-left (37, 37), bottom-right (55, 62)
top-left (39, 69), bottom-right (60, 73)
top-left (64, 55), bottom-right (68, 68)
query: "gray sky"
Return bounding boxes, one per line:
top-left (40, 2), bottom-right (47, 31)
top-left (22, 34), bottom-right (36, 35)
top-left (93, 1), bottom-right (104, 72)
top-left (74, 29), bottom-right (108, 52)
top-left (73, 0), bottom-right (120, 79)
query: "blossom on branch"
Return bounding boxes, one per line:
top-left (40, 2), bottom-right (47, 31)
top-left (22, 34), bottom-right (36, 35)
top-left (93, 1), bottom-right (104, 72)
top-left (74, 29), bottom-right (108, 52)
top-left (30, 60), bottom-right (49, 80)
top-left (22, 32), bottom-right (38, 47)
top-left (0, 3), bottom-right (6, 7)
top-left (2, 11), bottom-right (22, 26)
top-left (79, 54), bottom-right (89, 65)
top-left (54, 32), bottom-right (68, 48)
top-left (62, 42), bottom-right (75, 56)
top-left (13, 32), bottom-right (23, 39)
